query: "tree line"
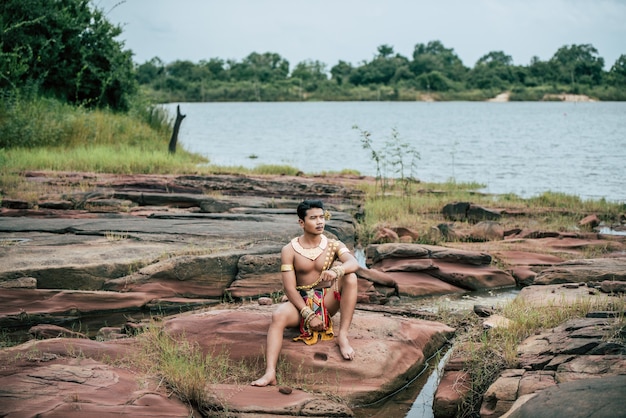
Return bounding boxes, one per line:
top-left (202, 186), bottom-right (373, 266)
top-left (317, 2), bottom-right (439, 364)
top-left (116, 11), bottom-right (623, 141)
top-left (137, 43), bottom-right (626, 102)
top-left (2, 0), bottom-right (625, 112)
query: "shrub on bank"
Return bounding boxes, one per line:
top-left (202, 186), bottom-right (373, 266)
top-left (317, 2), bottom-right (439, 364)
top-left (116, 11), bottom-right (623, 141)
top-left (0, 94), bottom-right (171, 149)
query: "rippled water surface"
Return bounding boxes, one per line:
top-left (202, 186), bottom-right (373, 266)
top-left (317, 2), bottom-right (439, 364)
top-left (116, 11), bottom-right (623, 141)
top-left (165, 101), bottom-right (626, 202)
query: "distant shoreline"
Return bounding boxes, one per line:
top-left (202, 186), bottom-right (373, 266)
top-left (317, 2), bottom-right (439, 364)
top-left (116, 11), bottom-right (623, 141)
top-left (487, 92), bottom-right (597, 102)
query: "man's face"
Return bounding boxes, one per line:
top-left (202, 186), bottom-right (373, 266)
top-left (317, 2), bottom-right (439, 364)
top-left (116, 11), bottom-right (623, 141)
top-left (300, 207), bottom-right (325, 235)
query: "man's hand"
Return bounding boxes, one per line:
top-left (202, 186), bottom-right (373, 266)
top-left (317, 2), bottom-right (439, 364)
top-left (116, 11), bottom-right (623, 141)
top-left (320, 268), bottom-right (337, 282)
top-left (308, 315), bottom-right (325, 332)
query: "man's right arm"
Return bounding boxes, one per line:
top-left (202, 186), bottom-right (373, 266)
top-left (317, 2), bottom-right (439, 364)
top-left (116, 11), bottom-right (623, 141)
top-left (281, 245), bottom-right (307, 313)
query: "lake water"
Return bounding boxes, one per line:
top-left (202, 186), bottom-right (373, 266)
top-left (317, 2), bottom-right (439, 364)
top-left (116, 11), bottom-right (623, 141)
top-left (164, 101), bottom-right (626, 203)
top-left (161, 101), bottom-right (624, 415)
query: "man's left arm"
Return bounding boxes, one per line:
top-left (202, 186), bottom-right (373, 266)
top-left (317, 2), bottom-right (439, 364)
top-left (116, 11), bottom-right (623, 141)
top-left (336, 243), bottom-right (359, 273)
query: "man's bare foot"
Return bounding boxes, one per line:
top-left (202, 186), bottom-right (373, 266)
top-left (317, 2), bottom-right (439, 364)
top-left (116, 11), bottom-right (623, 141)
top-left (250, 372), bottom-right (277, 387)
top-left (336, 334), bottom-right (355, 360)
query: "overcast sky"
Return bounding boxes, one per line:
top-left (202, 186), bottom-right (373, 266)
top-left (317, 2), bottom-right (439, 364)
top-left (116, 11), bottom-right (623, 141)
top-left (97, 0), bottom-right (626, 70)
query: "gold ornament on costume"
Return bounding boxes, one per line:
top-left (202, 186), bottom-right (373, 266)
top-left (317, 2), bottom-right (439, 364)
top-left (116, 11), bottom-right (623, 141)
top-left (324, 210), bottom-right (331, 220)
top-left (291, 235), bottom-right (328, 261)
top-left (296, 240), bottom-right (339, 291)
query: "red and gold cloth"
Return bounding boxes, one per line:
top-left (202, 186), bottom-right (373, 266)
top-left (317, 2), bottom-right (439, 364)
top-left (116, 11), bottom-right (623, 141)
top-left (293, 288), bottom-right (334, 345)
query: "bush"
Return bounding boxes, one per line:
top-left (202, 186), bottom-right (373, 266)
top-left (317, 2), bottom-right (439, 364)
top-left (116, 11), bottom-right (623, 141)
top-left (1, 0), bottom-right (136, 110)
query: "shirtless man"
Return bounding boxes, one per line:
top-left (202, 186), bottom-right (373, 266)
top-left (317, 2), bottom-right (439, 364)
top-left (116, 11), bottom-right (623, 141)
top-left (251, 200), bottom-right (359, 387)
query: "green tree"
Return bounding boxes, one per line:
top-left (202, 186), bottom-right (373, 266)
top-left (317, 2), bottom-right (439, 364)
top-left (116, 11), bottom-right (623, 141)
top-left (376, 44), bottom-right (394, 59)
top-left (291, 60), bottom-right (328, 92)
top-left (330, 60), bottom-right (354, 85)
top-left (229, 52), bottom-right (289, 82)
top-left (467, 51), bottom-right (516, 90)
top-left (200, 58), bottom-right (228, 81)
top-left (136, 57), bottom-right (165, 85)
top-left (167, 60), bottom-right (200, 81)
top-left (414, 71), bottom-right (454, 91)
top-left (1, 0), bottom-right (136, 110)
top-left (607, 54), bottom-right (626, 86)
top-left (410, 40), bottom-right (468, 82)
top-left (526, 56), bottom-right (556, 86)
top-left (550, 44), bottom-right (604, 86)
top-left (349, 45), bottom-right (410, 86)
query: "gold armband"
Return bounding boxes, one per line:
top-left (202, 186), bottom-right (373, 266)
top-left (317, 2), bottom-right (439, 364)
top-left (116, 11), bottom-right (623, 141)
top-left (337, 247), bottom-right (350, 257)
top-left (280, 264), bottom-right (294, 272)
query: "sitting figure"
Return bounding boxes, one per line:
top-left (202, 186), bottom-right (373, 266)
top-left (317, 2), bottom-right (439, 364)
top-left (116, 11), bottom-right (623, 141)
top-left (251, 199), bottom-right (359, 387)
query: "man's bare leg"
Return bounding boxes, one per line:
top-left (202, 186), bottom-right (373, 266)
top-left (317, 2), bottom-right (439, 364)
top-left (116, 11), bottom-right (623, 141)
top-left (251, 303), bottom-right (299, 386)
top-left (333, 273), bottom-right (358, 360)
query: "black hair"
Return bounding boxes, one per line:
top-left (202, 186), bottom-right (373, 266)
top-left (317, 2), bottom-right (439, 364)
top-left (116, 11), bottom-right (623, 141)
top-left (297, 200), bottom-right (324, 220)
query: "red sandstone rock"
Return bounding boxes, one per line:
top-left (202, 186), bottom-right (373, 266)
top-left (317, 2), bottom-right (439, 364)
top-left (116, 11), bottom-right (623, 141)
top-left (369, 257), bottom-right (515, 295)
top-left (579, 214), bottom-right (600, 229)
top-left (600, 280), bottom-right (626, 294)
top-left (482, 316), bottom-right (626, 417)
top-left (163, 307), bottom-right (454, 405)
top-left (29, 324), bottom-right (88, 339)
top-left (380, 270), bottom-right (467, 297)
top-left (373, 226), bottom-right (400, 243)
top-left (517, 371), bottom-right (556, 396)
top-left (469, 221), bottom-right (505, 241)
top-left (433, 370), bottom-right (471, 418)
top-left (0, 351), bottom-right (195, 417)
top-left (534, 258), bottom-right (626, 285)
top-left (392, 226), bottom-right (420, 241)
top-left (493, 250), bottom-right (564, 266)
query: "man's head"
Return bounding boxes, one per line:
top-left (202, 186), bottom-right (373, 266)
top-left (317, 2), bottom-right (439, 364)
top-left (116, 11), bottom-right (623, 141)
top-left (297, 200), bottom-right (324, 221)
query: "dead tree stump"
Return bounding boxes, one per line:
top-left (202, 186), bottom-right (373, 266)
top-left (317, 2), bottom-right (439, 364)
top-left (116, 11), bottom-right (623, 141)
top-left (168, 105), bottom-right (186, 154)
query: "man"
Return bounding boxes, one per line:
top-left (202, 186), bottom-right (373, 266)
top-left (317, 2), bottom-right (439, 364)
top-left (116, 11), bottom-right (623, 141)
top-left (251, 200), bottom-right (359, 387)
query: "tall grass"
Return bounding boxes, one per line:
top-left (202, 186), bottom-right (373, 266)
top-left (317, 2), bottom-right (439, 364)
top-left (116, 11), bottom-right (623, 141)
top-left (528, 191), bottom-right (624, 214)
top-left (1, 95), bottom-right (168, 149)
top-left (131, 323), bottom-right (253, 409)
top-left (3, 145), bottom-right (207, 174)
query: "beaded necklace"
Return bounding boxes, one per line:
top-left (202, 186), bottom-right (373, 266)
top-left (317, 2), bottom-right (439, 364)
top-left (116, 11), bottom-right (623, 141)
top-left (291, 235), bottom-right (327, 261)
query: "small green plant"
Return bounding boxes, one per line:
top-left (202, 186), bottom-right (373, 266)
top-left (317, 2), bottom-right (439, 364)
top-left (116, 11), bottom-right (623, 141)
top-left (353, 125), bottom-right (420, 200)
top-left (352, 126), bottom-right (386, 197)
top-left (270, 290), bottom-right (285, 303)
top-left (64, 343), bottom-right (85, 359)
top-left (0, 329), bottom-right (19, 348)
top-left (221, 290), bottom-right (235, 304)
top-left (24, 345), bottom-right (42, 361)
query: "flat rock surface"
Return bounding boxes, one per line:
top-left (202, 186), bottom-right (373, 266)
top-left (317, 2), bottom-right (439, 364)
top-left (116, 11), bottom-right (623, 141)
top-left (506, 375), bottom-right (626, 418)
top-left (2, 172), bottom-right (626, 417)
top-left (0, 305), bottom-right (454, 417)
